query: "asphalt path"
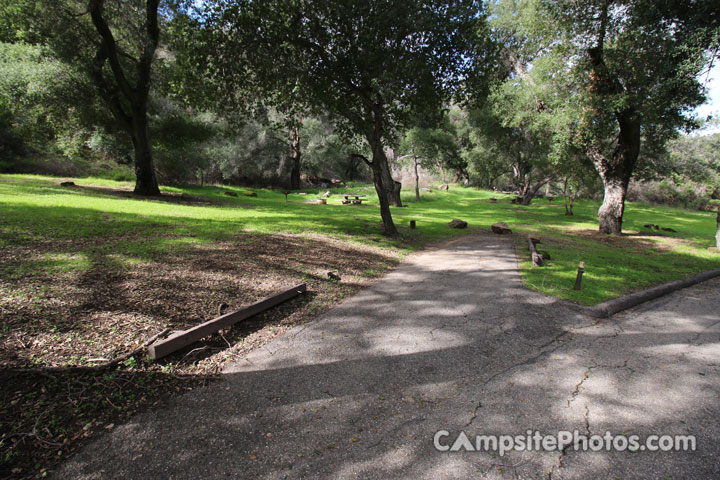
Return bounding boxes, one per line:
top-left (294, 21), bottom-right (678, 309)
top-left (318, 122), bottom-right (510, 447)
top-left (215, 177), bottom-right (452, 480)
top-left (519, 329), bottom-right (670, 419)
top-left (55, 233), bottom-right (720, 479)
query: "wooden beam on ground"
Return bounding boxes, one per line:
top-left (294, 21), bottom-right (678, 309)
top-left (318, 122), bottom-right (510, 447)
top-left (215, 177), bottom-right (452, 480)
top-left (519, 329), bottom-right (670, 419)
top-left (528, 236), bottom-right (544, 266)
top-left (148, 283), bottom-right (307, 359)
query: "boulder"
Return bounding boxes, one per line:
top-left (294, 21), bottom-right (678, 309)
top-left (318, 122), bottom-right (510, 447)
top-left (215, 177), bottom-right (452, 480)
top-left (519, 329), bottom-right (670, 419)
top-left (643, 223), bottom-right (655, 229)
top-left (491, 222), bottom-right (512, 234)
top-left (438, 184), bottom-right (449, 191)
top-left (322, 190), bottom-right (332, 197)
top-left (447, 219), bottom-right (467, 229)
top-left (60, 181), bottom-right (75, 187)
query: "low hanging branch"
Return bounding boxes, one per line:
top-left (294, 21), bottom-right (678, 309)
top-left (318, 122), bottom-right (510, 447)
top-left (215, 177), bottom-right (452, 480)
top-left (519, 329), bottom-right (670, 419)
top-left (350, 153), bottom-right (372, 167)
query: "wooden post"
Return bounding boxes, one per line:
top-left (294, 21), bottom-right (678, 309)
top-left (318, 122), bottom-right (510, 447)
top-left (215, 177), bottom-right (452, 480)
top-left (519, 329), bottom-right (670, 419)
top-left (716, 206), bottom-right (719, 250)
top-left (574, 262), bottom-right (585, 290)
top-left (410, 220), bottom-right (416, 229)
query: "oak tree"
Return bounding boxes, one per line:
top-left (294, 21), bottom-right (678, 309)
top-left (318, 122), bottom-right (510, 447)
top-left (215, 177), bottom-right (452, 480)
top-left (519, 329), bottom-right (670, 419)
top-left (196, 0), bottom-right (489, 235)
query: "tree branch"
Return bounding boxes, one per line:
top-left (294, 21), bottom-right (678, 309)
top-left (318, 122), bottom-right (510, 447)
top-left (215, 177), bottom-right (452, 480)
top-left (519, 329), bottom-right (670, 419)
top-left (350, 153), bottom-right (372, 167)
top-left (90, 48), bottom-right (133, 132)
top-left (137, 0), bottom-right (160, 98)
top-left (88, 0), bottom-right (135, 103)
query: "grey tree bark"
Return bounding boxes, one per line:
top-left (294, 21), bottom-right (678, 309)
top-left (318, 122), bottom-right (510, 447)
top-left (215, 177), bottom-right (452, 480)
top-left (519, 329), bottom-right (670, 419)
top-left (414, 155), bottom-right (420, 201)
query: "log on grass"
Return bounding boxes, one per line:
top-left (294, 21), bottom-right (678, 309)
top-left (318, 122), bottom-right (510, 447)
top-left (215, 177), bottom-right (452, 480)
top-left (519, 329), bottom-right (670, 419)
top-left (148, 284), bottom-right (307, 359)
top-left (528, 236), bottom-right (544, 266)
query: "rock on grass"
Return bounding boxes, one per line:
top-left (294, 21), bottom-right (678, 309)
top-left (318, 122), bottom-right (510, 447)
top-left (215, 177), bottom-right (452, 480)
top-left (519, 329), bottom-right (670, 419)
top-left (491, 222), bottom-right (512, 234)
top-left (448, 219), bottom-right (467, 229)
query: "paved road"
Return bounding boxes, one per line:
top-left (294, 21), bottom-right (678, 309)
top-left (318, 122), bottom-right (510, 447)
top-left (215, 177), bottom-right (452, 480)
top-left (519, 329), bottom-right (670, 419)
top-left (55, 234), bottom-right (720, 479)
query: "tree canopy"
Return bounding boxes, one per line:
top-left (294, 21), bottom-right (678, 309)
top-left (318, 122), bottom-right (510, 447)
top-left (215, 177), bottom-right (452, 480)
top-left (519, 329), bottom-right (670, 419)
top-left (191, 0), bottom-right (493, 234)
top-left (0, 0), bottom-right (718, 236)
top-left (522, 0), bottom-right (720, 233)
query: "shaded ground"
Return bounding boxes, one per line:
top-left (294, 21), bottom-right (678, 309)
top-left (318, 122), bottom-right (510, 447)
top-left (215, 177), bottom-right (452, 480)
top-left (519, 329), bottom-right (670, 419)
top-left (0, 232), bottom-right (398, 370)
top-left (0, 233), bottom-right (400, 478)
top-left (53, 233), bottom-right (720, 479)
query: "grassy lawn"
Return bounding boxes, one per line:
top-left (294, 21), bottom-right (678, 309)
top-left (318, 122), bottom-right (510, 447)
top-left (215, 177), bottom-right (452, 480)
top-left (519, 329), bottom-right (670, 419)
top-left (2, 173), bottom-right (719, 307)
top-left (1, 173), bottom-right (719, 477)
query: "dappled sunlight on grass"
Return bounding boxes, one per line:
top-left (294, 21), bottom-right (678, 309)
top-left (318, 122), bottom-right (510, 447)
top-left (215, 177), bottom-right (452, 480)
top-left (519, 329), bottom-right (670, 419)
top-left (1, 173), bottom-right (719, 305)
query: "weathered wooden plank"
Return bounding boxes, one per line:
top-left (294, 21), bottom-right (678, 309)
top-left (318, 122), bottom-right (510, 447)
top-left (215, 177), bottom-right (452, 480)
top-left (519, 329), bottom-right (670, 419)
top-left (148, 283), bottom-right (307, 359)
top-left (528, 236), bottom-right (544, 266)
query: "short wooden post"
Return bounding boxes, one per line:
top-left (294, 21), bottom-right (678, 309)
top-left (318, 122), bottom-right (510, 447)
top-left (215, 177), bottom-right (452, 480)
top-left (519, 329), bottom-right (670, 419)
top-left (410, 220), bottom-right (416, 229)
top-left (715, 206), bottom-right (719, 250)
top-left (574, 262), bottom-right (585, 290)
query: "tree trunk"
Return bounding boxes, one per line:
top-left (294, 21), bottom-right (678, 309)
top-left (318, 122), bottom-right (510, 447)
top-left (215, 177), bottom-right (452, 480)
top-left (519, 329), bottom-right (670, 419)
top-left (363, 97), bottom-right (399, 233)
top-left (377, 157), bottom-right (401, 207)
top-left (369, 146), bottom-right (398, 236)
top-left (597, 180), bottom-right (627, 234)
top-left (345, 155), bottom-right (359, 180)
top-left (414, 155), bottom-right (420, 201)
top-left (89, 0), bottom-right (161, 197)
top-left (519, 177), bottom-right (551, 205)
top-left (518, 178), bottom-right (532, 205)
top-left (290, 126), bottom-right (301, 190)
top-left (592, 113), bottom-right (640, 235)
top-left (131, 113), bottom-right (160, 196)
top-left (586, 17), bottom-right (641, 235)
top-left (563, 177), bottom-right (571, 215)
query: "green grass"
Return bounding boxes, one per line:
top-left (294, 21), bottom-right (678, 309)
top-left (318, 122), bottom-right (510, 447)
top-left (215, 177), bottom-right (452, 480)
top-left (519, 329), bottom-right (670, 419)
top-left (1, 173), bottom-right (719, 305)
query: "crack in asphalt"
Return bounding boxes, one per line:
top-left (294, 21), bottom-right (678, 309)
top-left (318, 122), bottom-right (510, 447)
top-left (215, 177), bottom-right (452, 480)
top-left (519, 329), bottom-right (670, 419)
top-left (466, 341), bottom-right (568, 427)
top-left (567, 368), bottom-right (592, 407)
top-left (689, 319), bottom-right (720, 345)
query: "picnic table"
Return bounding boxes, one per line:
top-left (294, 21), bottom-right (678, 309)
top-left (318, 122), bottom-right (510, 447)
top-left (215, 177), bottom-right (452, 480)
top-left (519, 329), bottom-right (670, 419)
top-left (342, 194), bottom-right (367, 205)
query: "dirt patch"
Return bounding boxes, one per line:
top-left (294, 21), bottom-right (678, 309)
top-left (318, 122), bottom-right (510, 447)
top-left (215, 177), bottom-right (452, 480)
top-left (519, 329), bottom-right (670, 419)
top-left (563, 226), bottom-right (700, 252)
top-left (63, 184), bottom-right (258, 209)
top-left (0, 232), bottom-right (400, 479)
